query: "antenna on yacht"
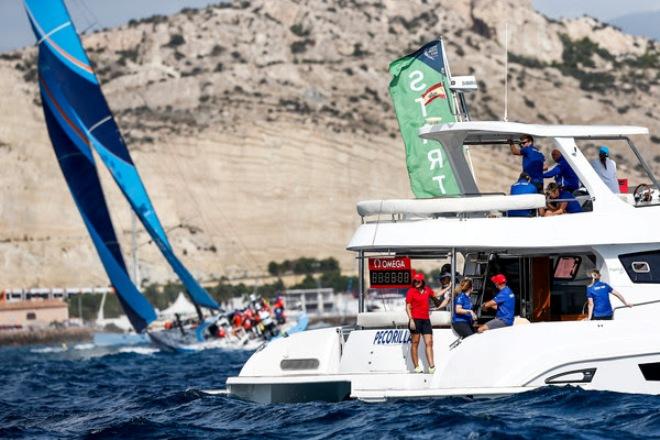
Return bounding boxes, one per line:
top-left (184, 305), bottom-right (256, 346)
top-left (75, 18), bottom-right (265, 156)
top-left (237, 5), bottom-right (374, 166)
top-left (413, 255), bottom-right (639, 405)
top-left (503, 22), bottom-right (509, 122)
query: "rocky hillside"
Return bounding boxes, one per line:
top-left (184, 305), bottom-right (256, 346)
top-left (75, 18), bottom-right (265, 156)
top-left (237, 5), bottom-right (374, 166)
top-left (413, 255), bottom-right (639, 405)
top-left (0, 0), bottom-right (658, 287)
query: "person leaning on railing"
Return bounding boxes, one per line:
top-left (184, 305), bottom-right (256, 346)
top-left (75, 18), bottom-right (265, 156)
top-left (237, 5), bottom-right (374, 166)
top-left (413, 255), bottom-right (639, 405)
top-left (540, 182), bottom-right (583, 217)
top-left (584, 269), bottom-right (631, 321)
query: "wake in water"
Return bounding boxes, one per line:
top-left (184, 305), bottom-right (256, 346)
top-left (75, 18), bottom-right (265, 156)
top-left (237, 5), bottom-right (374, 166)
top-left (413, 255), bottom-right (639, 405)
top-left (2, 345), bottom-right (660, 439)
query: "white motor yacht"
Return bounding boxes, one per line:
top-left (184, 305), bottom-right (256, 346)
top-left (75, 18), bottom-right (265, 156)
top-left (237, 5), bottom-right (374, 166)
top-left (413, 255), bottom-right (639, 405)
top-left (225, 121), bottom-right (660, 403)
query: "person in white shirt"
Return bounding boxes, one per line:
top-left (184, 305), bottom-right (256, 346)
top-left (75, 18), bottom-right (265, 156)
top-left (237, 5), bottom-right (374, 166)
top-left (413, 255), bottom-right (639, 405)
top-left (590, 145), bottom-right (619, 193)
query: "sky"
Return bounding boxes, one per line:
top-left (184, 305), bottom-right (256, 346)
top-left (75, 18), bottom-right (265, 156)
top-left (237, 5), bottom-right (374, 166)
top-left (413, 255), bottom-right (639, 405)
top-left (533, 0), bottom-right (659, 20)
top-left (1, 0), bottom-right (225, 52)
top-left (1, 0), bottom-right (657, 52)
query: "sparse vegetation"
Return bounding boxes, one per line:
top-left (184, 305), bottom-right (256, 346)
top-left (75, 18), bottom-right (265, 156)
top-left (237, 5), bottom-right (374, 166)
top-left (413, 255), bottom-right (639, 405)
top-left (553, 34), bottom-right (616, 92)
top-left (116, 48), bottom-right (139, 66)
top-left (163, 33), bottom-right (186, 48)
top-left (508, 52), bottom-right (545, 69)
top-left (290, 23), bottom-right (310, 37)
top-left (210, 44), bottom-right (226, 57)
top-left (290, 39), bottom-right (315, 54)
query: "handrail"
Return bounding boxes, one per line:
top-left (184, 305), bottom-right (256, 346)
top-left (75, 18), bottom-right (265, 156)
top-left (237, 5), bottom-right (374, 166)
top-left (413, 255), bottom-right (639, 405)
top-left (613, 299), bottom-right (660, 312)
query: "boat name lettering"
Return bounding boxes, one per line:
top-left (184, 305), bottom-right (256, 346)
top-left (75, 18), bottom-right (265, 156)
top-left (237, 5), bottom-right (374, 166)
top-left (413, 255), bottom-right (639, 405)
top-left (372, 329), bottom-right (411, 345)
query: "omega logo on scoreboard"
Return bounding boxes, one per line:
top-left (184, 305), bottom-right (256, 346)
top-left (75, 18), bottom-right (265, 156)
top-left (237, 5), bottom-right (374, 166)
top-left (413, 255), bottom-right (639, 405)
top-left (368, 257), bottom-right (412, 288)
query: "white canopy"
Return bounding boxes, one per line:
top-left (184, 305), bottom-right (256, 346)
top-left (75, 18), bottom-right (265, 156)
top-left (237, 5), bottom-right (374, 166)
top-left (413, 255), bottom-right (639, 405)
top-left (419, 121), bottom-right (649, 145)
top-left (159, 292), bottom-right (198, 318)
top-left (357, 194), bottom-right (546, 217)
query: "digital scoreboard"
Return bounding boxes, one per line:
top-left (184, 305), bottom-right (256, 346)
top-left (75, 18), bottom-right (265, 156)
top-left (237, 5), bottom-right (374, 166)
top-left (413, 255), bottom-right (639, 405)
top-left (368, 257), bottom-right (412, 289)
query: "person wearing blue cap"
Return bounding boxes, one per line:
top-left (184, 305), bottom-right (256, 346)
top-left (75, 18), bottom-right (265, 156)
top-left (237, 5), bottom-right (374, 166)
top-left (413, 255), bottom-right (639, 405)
top-left (590, 145), bottom-right (619, 193)
top-left (509, 135), bottom-right (545, 192)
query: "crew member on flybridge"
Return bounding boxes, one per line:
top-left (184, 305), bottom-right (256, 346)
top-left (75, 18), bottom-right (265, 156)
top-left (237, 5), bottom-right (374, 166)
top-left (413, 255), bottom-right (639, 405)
top-left (590, 146), bottom-right (620, 193)
top-left (508, 172), bottom-right (537, 217)
top-left (509, 135), bottom-right (545, 192)
top-left (544, 149), bottom-right (581, 193)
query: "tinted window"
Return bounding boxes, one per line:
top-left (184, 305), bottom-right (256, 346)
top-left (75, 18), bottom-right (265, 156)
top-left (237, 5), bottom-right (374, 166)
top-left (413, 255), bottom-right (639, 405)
top-left (639, 362), bottom-right (660, 381)
top-left (619, 250), bottom-right (660, 283)
top-left (26, 312), bottom-right (36, 320)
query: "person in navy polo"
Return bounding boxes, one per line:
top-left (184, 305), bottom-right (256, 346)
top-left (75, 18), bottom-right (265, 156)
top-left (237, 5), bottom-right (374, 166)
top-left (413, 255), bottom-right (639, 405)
top-left (540, 182), bottom-right (582, 216)
top-left (509, 135), bottom-right (545, 192)
top-left (452, 278), bottom-right (477, 338)
top-left (508, 172), bottom-right (538, 217)
top-left (478, 274), bottom-right (515, 332)
top-left (585, 270), bottom-right (631, 320)
top-left (543, 149), bottom-right (580, 192)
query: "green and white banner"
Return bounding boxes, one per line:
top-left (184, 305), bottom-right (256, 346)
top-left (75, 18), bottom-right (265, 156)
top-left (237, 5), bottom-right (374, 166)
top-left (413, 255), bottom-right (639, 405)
top-left (389, 40), bottom-right (460, 197)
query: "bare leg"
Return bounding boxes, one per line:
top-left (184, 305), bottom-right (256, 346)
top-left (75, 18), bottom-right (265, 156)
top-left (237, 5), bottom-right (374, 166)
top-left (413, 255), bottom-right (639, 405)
top-left (410, 333), bottom-right (420, 368)
top-left (423, 334), bottom-right (434, 367)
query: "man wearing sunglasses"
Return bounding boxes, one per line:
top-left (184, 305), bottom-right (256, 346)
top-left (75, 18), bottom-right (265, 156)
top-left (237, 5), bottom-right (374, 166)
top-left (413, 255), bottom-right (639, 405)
top-left (509, 135), bottom-right (545, 192)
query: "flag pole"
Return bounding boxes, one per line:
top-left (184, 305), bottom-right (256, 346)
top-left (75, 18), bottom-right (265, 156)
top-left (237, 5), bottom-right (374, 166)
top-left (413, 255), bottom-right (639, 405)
top-left (504, 23), bottom-right (509, 122)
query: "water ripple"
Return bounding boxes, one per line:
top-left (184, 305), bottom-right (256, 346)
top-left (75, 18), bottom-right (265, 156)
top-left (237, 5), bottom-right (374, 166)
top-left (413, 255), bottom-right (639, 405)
top-left (1, 345), bottom-right (660, 439)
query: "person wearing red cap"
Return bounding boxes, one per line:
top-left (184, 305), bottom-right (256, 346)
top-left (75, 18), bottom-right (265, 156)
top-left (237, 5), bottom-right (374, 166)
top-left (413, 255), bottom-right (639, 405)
top-left (406, 271), bottom-right (441, 374)
top-left (478, 273), bottom-right (516, 332)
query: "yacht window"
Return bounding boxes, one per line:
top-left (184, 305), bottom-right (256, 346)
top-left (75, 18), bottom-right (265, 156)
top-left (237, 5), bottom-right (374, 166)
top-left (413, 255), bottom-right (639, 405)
top-left (280, 358), bottom-right (320, 370)
top-left (632, 262), bottom-right (650, 273)
top-left (639, 362), bottom-right (660, 381)
top-left (26, 312), bottom-right (36, 320)
top-left (553, 256), bottom-right (581, 280)
top-left (619, 250), bottom-right (660, 283)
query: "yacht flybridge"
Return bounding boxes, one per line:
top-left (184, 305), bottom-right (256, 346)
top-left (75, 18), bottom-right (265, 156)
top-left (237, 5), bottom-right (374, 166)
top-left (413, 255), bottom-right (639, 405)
top-left (226, 122), bottom-right (660, 403)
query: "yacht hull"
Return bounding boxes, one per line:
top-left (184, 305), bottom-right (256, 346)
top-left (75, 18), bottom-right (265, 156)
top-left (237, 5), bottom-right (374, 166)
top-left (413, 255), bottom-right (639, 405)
top-left (226, 322), bottom-right (660, 403)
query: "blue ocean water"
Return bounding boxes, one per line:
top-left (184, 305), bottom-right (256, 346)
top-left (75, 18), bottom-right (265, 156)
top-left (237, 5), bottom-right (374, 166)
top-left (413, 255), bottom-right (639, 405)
top-left (1, 343), bottom-right (660, 439)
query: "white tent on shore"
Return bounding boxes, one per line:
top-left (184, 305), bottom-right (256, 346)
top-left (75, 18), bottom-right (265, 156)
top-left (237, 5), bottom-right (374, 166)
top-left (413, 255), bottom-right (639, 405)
top-left (159, 292), bottom-right (198, 318)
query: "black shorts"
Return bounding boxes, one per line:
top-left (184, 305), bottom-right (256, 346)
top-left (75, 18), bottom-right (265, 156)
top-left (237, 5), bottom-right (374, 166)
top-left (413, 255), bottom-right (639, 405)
top-left (592, 315), bottom-right (613, 320)
top-left (410, 318), bottom-right (432, 335)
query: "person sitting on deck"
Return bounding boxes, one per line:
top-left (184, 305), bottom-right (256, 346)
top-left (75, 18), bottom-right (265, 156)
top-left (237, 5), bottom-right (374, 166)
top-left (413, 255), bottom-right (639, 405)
top-left (584, 269), bottom-right (631, 321)
top-left (509, 135), bottom-right (545, 192)
top-left (478, 274), bottom-right (515, 332)
top-left (543, 149), bottom-right (580, 193)
top-left (452, 278), bottom-right (477, 338)
top-left (590, 146), bottom-right (620, 193)
top-left (540, 182), bottom-right (582, 216)
top-left (406, 272), bottom-right (441, 374)
top-left (507, 172), bottom-right (538, 217)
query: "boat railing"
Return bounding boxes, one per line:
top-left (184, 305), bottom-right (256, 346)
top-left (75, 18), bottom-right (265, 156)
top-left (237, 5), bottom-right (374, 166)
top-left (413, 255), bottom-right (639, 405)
top-left (358, 193), bottom-right (596, 223)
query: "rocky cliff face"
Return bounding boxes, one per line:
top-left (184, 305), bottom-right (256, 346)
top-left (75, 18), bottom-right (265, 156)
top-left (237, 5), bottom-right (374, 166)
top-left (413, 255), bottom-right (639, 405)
top-left (0, 0), bottom-right (658, 287)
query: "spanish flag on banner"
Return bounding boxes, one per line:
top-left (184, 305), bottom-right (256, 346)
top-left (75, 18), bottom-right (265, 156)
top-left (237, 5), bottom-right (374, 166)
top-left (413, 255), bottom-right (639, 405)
top-left (388, 40), bottom-right (459, 197)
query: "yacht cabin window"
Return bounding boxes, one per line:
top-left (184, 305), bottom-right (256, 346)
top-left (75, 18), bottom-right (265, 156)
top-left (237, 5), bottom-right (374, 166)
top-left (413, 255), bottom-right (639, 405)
top-left (619, 250), bottom-right (660, 283)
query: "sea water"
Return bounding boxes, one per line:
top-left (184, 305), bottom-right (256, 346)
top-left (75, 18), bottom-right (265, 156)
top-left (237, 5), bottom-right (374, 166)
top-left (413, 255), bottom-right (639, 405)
top-left (1, 344), bottom-right (659, 439)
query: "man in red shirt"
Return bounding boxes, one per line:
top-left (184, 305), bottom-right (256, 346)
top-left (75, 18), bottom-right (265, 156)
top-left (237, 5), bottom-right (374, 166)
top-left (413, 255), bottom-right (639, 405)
top-left (406, 272), bottom-right (441, 374)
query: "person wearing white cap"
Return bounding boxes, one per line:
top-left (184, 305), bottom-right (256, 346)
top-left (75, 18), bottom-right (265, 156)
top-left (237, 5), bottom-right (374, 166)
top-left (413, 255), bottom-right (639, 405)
top-left (590, 145), bottom-right (619, 193)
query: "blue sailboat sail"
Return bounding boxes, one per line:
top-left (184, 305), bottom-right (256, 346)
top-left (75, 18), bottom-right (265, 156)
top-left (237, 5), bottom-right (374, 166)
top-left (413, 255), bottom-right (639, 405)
top-left (25, 7), bottom-right (156, 331)
top-left (24, 0), bottom-right (219, 310)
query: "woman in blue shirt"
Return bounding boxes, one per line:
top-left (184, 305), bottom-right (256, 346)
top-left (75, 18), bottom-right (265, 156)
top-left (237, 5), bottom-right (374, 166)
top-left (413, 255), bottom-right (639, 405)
top-left (586, 270), bottom-right (631, 320)
top-left (452, 278), bottom-right (477, 338)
